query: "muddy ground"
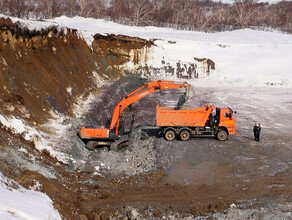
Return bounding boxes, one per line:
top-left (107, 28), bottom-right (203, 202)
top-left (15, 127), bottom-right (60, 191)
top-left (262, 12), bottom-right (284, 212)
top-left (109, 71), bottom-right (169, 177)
top-left (2, 79), bottom-right (291, 219)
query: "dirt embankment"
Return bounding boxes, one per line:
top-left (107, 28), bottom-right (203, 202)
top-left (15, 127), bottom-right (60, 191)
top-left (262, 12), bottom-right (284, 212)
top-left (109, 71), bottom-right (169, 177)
top-left (0, 17), bottom-right (153, 124)
top-left (0, 17), bottom-right (157, 219)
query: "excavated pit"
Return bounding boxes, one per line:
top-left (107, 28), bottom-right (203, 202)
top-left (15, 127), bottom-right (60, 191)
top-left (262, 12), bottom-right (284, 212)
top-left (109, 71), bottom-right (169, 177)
top-left (0, 17), bottom-right (291, 220)
top-left (65, 80), bottom-right (292, 219)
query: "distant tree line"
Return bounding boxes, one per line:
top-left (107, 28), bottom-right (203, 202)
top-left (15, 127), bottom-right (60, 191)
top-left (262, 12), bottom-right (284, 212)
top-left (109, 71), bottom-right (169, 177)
top-left (0, 0), bottom-right (291, 33)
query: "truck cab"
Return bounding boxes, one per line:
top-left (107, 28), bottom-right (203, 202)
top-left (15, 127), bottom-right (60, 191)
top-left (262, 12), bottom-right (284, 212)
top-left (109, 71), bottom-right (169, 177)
top-left (218, 107), bottom-right (236, 135)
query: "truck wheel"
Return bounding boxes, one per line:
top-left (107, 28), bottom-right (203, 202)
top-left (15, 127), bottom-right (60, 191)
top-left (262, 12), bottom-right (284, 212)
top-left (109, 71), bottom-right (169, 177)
top-left (216, 130), bottom-right (228, 141)
top-left (179, 130), bottom-right (190, 141)
top-left (86, 141), bottom-right (95, 151)
top-left (165, 130), bottom-right (176, 141)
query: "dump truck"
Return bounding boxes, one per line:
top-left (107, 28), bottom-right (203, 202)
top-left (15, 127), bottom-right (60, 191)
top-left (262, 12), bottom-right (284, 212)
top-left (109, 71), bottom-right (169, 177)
top-left (156, 104), bottom-right (236, 141)
top-left (79, 80), bottom-right (191, 150)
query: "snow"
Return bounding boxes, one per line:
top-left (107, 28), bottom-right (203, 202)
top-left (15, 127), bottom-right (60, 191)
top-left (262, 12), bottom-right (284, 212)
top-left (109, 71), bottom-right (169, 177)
top-left (66, 87), bottom-right (72, 95)
top-left (3, 14), bottom-right (292, 87)
top-left (72, 74), bottom-right (108, 118)
top-left (49, 16), bottom-right (292, 43)
top-left (73, 93), bottom-right (98, 118)
top-left (0, 114), bottom-right (69, 163)
top-left (0, 115), bottom-right (10, 128)
top-left (0, 172), bottom-right (61, 220)
top-left (1, 14), bottom-right (55, 31)
top-left (34, 116), bottom-right (72, 163)
top-left (0, 115), bottom-right (26, 134)
top-left (0, 14), bottom-right (292, 219)
top-left (0, 14), bottom-right (290, 162)
top-left (43, 16), bottom-right (292, 87)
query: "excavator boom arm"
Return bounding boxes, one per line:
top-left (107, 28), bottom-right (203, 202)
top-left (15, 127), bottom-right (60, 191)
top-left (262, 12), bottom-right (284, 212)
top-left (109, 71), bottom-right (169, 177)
top-left (109, 80), bottom-right (191, 134)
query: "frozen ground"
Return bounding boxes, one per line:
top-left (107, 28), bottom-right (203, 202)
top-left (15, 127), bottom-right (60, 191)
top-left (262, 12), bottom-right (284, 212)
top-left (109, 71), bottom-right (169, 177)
top-left (8, 15), bottom-right (292, 87)
top-left (47, 16), bottom-right (292, 86)
top-left (84, 82), bottom-right (292, 177)
top-left (76, 82), bottom-right (292, 219)
top-left (0, 172), bottom-right (61, 220)
top-left (8, 15), bottom-right (291, 170)
top-left (0, 15), bottom-right (291, 218)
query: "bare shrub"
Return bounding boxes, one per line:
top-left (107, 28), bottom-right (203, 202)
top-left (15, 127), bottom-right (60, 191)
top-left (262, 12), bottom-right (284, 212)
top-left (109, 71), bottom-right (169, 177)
top-left (0, 0), bottom-right (291, 33)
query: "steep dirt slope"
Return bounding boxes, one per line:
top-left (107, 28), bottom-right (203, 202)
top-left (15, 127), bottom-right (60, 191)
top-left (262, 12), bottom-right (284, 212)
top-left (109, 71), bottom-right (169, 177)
top-left (0, 17), bottom-right (152, 124)
top-left (0, 17), bottom-right (156, 219)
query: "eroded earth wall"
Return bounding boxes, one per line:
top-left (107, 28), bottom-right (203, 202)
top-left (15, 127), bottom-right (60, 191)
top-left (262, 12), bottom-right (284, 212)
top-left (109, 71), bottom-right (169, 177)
top-left (0, 17), bottom-right (153, 124)
top-left (0, 17), bottom-right (156, 219)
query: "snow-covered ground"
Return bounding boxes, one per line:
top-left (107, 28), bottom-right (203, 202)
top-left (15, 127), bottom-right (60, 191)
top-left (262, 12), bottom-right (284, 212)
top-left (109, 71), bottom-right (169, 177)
top-left (1, 13), bottom-right (291, 160)
top-left (1, 14), bottom-right (292, 218)
top-left (5, 15), bottom-right (292, 87)
top-left (47, 16), bottom-right (292, 87)
top-left (0, 114), bottom-right (70, 163)
top-left (0, 172), bottom-right (61, 220)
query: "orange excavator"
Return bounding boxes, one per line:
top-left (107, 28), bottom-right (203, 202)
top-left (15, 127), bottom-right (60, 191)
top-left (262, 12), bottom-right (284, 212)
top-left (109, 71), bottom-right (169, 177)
top-left (79, 80), bottom-right (191, 150)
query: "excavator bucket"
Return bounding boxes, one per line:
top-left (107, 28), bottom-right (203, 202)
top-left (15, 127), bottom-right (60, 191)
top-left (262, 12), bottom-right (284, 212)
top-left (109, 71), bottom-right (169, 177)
top-left (185, 85), bottom-right (190, 100)
top-left (175, 85), bottom-right (192, 110)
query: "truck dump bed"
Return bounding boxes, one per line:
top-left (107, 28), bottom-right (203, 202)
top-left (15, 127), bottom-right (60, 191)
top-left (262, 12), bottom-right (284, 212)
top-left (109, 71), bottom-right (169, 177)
top-left (156, 105), bottom-right (212, 127)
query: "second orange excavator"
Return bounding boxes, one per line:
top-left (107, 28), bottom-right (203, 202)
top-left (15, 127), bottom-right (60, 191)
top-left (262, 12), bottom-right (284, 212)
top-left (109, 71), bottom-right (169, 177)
top-left (79, 80), bottom-right (191, 150)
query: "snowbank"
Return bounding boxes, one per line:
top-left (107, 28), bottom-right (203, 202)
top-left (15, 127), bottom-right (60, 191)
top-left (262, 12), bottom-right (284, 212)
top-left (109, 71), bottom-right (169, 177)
top-left (0, 114), bottom-right (69, 164)
top-left (0, 172), bottom-right (61, 220)
top-left (49, 16), bottom-right (292, 44)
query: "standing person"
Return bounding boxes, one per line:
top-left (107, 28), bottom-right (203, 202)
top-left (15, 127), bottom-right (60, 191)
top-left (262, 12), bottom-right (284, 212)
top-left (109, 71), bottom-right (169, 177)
top-left (253, 123), bottom-right (258, 140)
top-left (257, 123), bottom-right (261, 141)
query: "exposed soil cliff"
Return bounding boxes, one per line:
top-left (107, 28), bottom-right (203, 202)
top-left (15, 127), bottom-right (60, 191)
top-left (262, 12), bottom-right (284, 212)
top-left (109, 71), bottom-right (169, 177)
top-left (0, 17), bottom-right (153, 125)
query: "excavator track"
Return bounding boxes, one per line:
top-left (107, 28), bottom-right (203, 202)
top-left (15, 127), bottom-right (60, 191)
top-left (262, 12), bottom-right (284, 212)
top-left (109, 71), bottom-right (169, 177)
top-left (85, 136), bottom-right (129, 151)
top-left (110, 135), bottom-right (129, 151)
top-left (86, 141), bottom-right (112, 151)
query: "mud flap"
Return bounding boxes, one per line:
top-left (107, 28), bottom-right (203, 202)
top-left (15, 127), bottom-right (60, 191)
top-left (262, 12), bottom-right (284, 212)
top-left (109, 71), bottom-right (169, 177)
top-left (110, 135), bottom-right (129, 151)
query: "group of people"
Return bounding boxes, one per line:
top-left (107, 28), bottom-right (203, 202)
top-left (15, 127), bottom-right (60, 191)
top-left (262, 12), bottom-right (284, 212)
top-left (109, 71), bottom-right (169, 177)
top-left (253, 123), bottom-right (261, 141)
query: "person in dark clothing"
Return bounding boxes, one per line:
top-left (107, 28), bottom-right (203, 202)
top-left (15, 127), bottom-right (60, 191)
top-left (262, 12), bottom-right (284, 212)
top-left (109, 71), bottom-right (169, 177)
top-left (256, 123), bottom-right (261, 141)
top-left (253, 123), bottom-right (258, 140)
